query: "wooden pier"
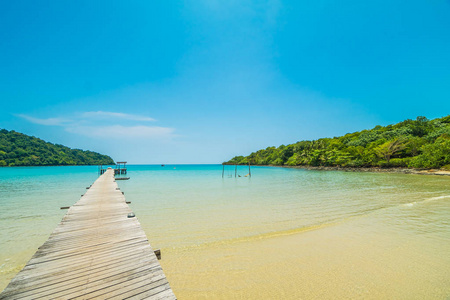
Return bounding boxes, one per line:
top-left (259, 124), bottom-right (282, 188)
top-left (0, 168), bottom-right (175, 300)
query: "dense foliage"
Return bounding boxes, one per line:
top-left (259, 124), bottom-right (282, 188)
top-left (0, 129), bottom-right (115, 166)
top-left (227, 116), bottom-right (450, 169)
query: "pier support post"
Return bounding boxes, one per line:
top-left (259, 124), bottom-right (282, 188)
top-left (154, 249), bottom-right (161, 260)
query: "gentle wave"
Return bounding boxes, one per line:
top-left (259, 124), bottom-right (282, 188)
top-left (166, 194), bottom-right (450, 252)
top-left (166, 212), bottom-right (375, 253)
top-left (402, 194), bottom-right (450, 207)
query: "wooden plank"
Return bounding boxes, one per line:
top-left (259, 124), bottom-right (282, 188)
top-left (0, 168), bottom-right (175, 300)
top-left (18, 261), bottom-right (162, 299)
top-left (28, 238), bottom-right (149, 264)
top-left (17, 244), bottom-right (153, 281)
top-left (60, 268), bottom-right (167, 299)
top-left (11, 250), bottom-right (156, 294)
top-left (107, 278), bottom-right (171, 300)
top-left (36, 232), bottom-right (147, 254)
top-left (9, 252), bottom-right (157, 293)
top-left (85, 275), bottom-right (168, 299)
top-left (141, 288), bottom-right (177, 300)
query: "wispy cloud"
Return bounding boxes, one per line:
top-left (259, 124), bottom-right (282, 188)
top-left (17, 112), bottom-right (174, 140)
top-left (66, 125), bottom-right (175, 138)
top-left (81, 111), bottom-right (156, 122)
top-left (16, 114), bottom-right (71, 126)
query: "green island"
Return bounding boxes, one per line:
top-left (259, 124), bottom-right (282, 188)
top-left (227, 115), bottom-right (450, 169)
top-left (0, 129), bottom-right (114, 166)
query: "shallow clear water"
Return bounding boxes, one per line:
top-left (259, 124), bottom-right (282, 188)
top-left (1, 165), bottom-right (449, 298)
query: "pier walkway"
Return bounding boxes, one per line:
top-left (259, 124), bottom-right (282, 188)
top-left (0, 168), bottom-right (175, 299)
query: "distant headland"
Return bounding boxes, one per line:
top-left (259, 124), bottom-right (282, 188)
top-left (226, 115), bottom-right (450, 171)
top-left (0, 129), bottom-right (114, 166)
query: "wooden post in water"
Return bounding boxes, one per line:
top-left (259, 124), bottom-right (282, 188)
top-left (235, 164), bottom-right (237, 178)
top-left (222, 164), bottom-right (224, 178)
top-left (248, 162), bottom-right (251, 177)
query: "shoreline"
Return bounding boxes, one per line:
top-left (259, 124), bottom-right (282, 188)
top-left (256, 165), bottom-right (450, 176)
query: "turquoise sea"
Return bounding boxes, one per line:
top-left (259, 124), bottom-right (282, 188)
top-left (1, 165), bottom-right (449, 299)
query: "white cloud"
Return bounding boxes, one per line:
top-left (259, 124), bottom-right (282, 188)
top-left (66, 125), bottom-right (175, 139)
top-left (81, 111), bottom-right (156, 122)
top-left (16, 114), bottom-right (70, 126)
top-left (17, 112), bottom-right (173, 140)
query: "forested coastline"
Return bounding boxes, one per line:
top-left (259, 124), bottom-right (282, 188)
top-left (0, 129), bottom-right (114, 166)
top-left (227, 116), bottom-right (450, 169)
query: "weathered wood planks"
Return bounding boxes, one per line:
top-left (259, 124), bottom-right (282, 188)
top-left (0, 168), bottom-right (175, 300)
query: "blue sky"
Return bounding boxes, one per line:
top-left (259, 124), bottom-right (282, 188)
top-left (1, 1), bottom-right (449, 163)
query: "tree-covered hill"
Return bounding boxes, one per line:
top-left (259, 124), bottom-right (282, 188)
top-left (0, 129), bottom-right (115, 166)
top-left (227, 116), bottom-right (450, 169)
